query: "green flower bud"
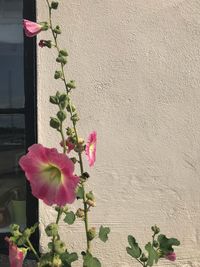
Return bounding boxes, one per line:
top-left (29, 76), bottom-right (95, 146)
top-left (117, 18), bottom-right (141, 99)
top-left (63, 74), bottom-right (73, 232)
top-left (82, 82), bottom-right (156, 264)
top-left (86, 191), bottom-right (95, 201)
top-left (54, 70), bottom-right (62, 79)
top-left (40, 22), bottom-right (49, 31)
top-left (45, 223), bottom-right (58, 237)
top-left (67, 80), bottom-right (76, 89)
top-left (59, 94), bottom-right (68, 102)
top-left (56, 56), bottom-right (67, 65)
top-left (59, 49), bottom-right (68, 57)
top-left (66, 127), bottom-right (74, 136)
top-left (50, 95), bottom-right (59, 104)
top-left (10, 224), bottom-right (21, 237)
top-left (71, 113), bottom-right (79, 123)
top-left (52, 255), bottom-right (62, 267)
top-left (50, 117), bottom-right (60, 129)
top-left (76, 208), bottom-right (85, 218)
top-left (153, 240), bottom-right (159, 248)
top-left (57, 110), bottom-right (67, 122)
top-left (87, 227), bottom-right (96, 241)
top-left (151, 225), bottom-right (160, 234)
top-left (51, 1), bottom-right (59, 9)
top-left (140, 253), bottom-right (148, 262)
top-left (54, 25), bottom-right (61, 34)
top-left (54, 240), bottom-right (66, 254)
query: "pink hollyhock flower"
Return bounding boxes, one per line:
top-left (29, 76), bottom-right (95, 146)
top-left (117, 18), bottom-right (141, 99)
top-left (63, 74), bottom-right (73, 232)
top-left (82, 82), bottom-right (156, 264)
top-left (85, 131), bottom-right (97, 167)
top-left (23, 19), bottom-right (42, 37)
top-left (19, 144), bottom-right (79, 206)
top-left (5, 237), bottom-right (26, 267)
top-left (165, 252), bottom-right (176, 261)
top-left (60, 137), bottom-right (75, 153)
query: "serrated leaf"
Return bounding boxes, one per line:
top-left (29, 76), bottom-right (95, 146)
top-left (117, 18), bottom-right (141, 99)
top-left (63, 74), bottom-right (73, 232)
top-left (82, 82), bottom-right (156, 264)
top-left (83, 252), bottom-right (101, 267)
top-left (76, 186), bottom-right (84, 199)
top-left (126, 235), bottom-right (141, 259)
top-left (64, 211), bottom-right (76, 225)
top-left (145, 242), bottom-right (159, 267)
top-left (157, 234), bottom-right (180, 254)
top-left (61, 251), bottom-right (78, 267)
top-left (99, 226), bottom-right (110, 242)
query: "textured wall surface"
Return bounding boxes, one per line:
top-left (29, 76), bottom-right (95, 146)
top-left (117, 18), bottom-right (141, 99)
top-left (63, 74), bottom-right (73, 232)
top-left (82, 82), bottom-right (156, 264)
top-left (37, 1), bottom-right (200, 266)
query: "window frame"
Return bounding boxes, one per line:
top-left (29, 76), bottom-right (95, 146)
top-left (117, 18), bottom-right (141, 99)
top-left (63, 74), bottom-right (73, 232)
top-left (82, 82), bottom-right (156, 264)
top-left (0, 0), bottom-right (38, 255)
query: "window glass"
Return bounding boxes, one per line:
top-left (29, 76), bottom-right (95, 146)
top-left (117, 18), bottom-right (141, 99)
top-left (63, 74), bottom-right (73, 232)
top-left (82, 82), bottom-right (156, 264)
top-left (0, 0), bottom-right (26, 232)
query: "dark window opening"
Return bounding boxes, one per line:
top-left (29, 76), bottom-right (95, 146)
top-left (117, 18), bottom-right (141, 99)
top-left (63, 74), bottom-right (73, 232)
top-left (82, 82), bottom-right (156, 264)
top-left (0, 0), bottom-right (38, 255)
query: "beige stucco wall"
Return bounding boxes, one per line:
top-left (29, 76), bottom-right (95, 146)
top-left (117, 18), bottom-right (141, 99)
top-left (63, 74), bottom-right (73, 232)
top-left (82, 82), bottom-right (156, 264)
top-left (37, 1), bottom-right (200, 266)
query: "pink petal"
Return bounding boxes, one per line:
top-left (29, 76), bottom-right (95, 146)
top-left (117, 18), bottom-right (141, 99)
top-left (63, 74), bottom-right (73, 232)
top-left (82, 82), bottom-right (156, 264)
top-left (85, 131), bottom-right (97, 167)
top-left (23, 19), bottom-right (42, 37)
top-left (19, 144), bottom-right (79, 206)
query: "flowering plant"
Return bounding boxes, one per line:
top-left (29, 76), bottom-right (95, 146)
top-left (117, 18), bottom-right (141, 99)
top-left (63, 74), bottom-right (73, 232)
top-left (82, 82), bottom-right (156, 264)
top-left (5, 1), bottom-right (180, 266)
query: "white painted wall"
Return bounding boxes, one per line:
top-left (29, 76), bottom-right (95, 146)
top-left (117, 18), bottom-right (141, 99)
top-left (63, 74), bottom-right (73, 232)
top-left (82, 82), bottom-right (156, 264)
top-left (37, 1), bottom-right (200, 266)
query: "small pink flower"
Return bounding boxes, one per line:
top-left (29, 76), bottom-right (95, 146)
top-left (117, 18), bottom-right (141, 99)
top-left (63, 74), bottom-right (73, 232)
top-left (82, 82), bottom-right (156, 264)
top-left (60, 137), bottom-right (75, 153)
top-left (85, 131), bottom-right (97, 167)
top-left (165, 252), bottom-right (176, 261)
top-left (5, 237), bottom-right (26, 267)
top-left (23, 19), bottom-right (42, 37)
top-left (19, 144), bottom-right (79, 206)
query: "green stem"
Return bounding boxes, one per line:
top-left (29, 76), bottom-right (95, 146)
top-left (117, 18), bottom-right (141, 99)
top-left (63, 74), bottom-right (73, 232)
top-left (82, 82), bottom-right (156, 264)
top-left (45, 0), bottom-right (91, 253)
top-left (52, 207), bottom-right (63, 266)
top-left (26, 238), bottom-right (40, 261)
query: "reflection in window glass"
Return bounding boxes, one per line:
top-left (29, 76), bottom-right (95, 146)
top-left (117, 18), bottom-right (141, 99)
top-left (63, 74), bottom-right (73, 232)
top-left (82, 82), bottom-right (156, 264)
top-left (0, 0), bottom-right (26, 232)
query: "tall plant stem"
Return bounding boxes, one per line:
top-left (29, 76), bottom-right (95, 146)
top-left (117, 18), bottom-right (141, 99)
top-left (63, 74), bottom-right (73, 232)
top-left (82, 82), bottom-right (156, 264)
top-left (45, 0), bottom-right (91, 252)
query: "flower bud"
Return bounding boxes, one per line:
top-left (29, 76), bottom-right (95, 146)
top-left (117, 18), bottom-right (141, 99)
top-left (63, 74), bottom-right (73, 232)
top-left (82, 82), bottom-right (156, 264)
top-left (87, 227), bottom-right (96, 241)
top-left (54, 70), bottom-right (62, 79)
top-left (50, 117), bottom-right (60, 129)
top-left (67, 80), bottom-right (76, 89)
top-left (50, 95), bottom-right (59, 104)
top-left (71, 113), bottom-right (79, 124)
top-left (22, 228), bottom-right (31, 238)
top-left (57, 110), bottom-right (67, 122)
top-left (140, 253), bottom-right (148, 262)
top-left (45, 223), bottom-right (58, 237)
top-left (86, 199), bottom-right (96, 207)
top-left (86, 191), bottom-right (95, 201)
top-left (76, 208), bottom-right (85, 218)
top-left (59, 49), bottom-right (68, 57)
top-left (56, 56), bottom-right (67, 65)
top-left (51, 1), bottom-right (59, 9)
top-left (153, 240), bottom-right (159, 248)
top-left (39, 40), bottom-right (52, 48)
top-left (165, 252), bottom-right (176, 261)
top-left (52, 255), bottom-right (62, 267)
top-left (54, 240), bottom-right (66, 254)
top-left (54, 25), bottom-right (61, 34)
top-left (78, 137), bottom-right (84, 144)
top-left (151, 225), bottom-right (160, 234)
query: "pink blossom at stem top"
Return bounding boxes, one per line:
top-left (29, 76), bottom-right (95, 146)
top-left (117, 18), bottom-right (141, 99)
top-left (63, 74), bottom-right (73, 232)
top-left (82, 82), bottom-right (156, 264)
top-left (85, 131), bottom-right (97, 167)
top-left (19, 144), bottom-right (79, 206)
top-left (5, 237), bottom-right (26, 267)
top-left (23, 19), bottom-right (42, 37)
top-left (165, 252), bottom-right (176, 261)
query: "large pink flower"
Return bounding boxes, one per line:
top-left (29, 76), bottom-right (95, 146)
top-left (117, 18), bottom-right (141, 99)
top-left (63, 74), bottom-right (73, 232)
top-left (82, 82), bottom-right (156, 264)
top-left (85, 131), bottom-right (97, 167)
top-left (19, 144), bottom-right (79, 206)
top-left (165, 252), bottom-right (176, 261)
top-left (23, 19), bottom-right (42, 37)
top-left (5, 237), bottom-right (26, 267)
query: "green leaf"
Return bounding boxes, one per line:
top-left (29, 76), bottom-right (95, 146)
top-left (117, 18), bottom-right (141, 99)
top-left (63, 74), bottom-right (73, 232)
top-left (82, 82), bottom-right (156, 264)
top-left (99, 226), bottom-right (110, 242)
top-left (61, 251), bottom-right (78, 267)
top-left (76, 186), bottom-right (84, 199)
top-left (145, 242), bottom-right (159, 267)
top-left (158, 234), bottom-right (180, 254)
top-left (126, 235), bottom-right (141, 259)
top-left (83, 252), bottom-right (101, 267)
top-left (64, 211), bottom-right (76, 225)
